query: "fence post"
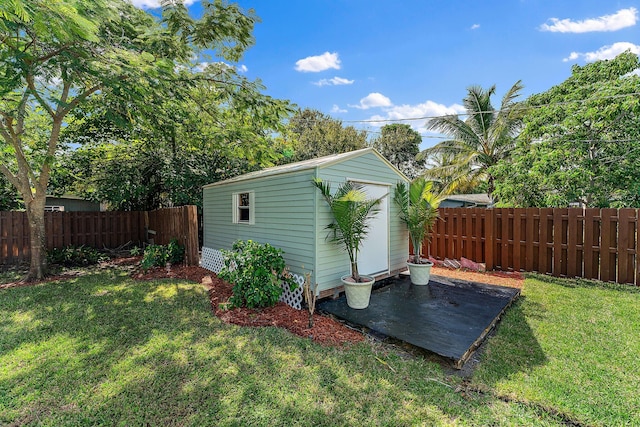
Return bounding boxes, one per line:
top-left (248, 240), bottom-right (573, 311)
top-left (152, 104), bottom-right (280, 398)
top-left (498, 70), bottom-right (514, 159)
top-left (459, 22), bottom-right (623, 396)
top-left (600, 208), bottom-right (616, 282)
top-left (636, 209), bottom-right (640, 286)
top-left (485, 209), bottom-right (495, 270)
top-left (617, 208), bottom-right (635, 284)
top-left (183, 205), bottom-right (199, 266)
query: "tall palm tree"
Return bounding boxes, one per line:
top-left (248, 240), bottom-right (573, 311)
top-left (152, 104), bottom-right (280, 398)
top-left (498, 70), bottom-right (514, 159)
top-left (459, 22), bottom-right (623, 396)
top-left (422, 151), bottom-right (481, 195)
top-left (419, 81), bottom-right (524, 197)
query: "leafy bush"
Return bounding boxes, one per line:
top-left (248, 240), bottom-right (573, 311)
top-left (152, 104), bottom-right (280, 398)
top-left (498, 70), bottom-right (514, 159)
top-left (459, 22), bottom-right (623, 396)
top-left (140, 238), bottom-right (185, 270)
top-left (166, 239), bottom-right (185, 264)
top-left (47, 245), bottom-right (109, 267)
top-left (219, 240), bottom-right (297, 308)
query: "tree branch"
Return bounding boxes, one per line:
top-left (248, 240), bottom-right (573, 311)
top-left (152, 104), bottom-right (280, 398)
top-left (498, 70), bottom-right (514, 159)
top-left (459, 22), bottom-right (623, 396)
top-left (15, 90), bottom-right (30, 137)
top-left (60, 83), bottom-right (103, 117)
top-left (0, 163), bottom-right (23, 192)
top-left (0, 123), bottom-right (37, 196)
top-left (57, 72), bottom-right (72, 115)
top-left (26, 74), bottom-right (55, 118)
top-left (35, 43), bottom-right (75, 63)
top-left (0, 119), bottom-right (13, 144)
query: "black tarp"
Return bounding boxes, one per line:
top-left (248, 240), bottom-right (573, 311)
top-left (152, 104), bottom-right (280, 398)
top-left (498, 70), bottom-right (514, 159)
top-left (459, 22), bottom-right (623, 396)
top-left (318, 274), bottom-right (520, 368)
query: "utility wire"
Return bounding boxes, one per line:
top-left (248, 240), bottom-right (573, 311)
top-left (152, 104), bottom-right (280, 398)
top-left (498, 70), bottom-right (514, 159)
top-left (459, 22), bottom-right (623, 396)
top-left (340, 91), bottom-right (640, 124)
top-left (284, 91), bottom-right (640, 127)
top-left (287, 91), bottom-right (640, 141)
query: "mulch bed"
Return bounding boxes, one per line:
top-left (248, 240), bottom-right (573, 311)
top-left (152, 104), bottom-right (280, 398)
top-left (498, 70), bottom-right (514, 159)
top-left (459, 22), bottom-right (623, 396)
top-left (133, 264), bottom-right (366, 347)
top-left (3, 258), bottom-right (523, 347)
top-left (431, 266), bottom-right (525, 288)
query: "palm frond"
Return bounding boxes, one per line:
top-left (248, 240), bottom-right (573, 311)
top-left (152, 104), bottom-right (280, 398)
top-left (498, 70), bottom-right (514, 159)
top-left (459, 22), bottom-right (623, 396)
top-left (394, 178), bottom-right (443, 262)
top-left (313, 178), bottom-right (383, 281)
top-left (420, 82), bottom-right (523, 196)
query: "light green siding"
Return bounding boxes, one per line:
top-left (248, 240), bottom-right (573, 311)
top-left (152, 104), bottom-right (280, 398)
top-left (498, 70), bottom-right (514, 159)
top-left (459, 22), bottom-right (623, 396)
top-left (202, 148), bottom-right (409, 295)
top-left (315, 151), bottom-right (409, 293)
top-left (203, 170), bottom-right (317, 281)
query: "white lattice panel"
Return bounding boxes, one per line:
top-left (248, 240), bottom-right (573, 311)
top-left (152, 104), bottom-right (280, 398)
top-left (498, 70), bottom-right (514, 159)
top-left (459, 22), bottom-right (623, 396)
top-left (279, 273), bottom-right (305, 310)
top-left (200, 246), bottom-right (305, 310)
top-left (200, 247), bottom-right (225, 273)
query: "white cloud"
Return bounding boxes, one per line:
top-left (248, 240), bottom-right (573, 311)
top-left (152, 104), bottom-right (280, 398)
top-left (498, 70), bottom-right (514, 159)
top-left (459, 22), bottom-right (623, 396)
top-left (563, 52), bottom-right (580, 62)
top-left (295, 52), bottom-right (341, 72)
top-left (129, 0), bottom-right (198, 9)
top-left (350, 92), bottom-right (392, 109)
top-left (541, 7), bottom-right (638, 33)
top-left (470, 24), bottom-right (480, 30)
top-left (313, 76), bottom-right (354, 86)
top-left (331, 104), bottom-right (348, 113)
top-left (366, 100), bottom-right (465, 133)
top-left (238, 64), bottom-right (248, 73)
top-left (563, 41), bottom-right (640, 62)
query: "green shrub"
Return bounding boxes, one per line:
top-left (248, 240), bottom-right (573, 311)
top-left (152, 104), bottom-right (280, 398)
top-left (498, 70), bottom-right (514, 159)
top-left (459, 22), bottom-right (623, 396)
top-left (47, 245), bottom-right (109, 267)
top-left (140, 238), bottom-right (185, 270)
top-left (219, 240), bottom-right (297, 309)
top-left (166, 239), bottom-right (185, 264)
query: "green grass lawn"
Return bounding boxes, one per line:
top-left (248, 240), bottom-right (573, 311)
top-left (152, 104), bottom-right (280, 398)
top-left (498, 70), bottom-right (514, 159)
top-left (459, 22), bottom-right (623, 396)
top-left (0, 267), bottom-right (638, 426)
top-left (472, 275), bottom-right (640, 426)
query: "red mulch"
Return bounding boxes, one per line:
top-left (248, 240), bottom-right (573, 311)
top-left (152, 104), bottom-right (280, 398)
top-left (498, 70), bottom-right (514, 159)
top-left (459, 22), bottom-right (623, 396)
top-left (133, 264), bottom-right (366, 347)
top-left (431, 265), bottom-right (525, 289)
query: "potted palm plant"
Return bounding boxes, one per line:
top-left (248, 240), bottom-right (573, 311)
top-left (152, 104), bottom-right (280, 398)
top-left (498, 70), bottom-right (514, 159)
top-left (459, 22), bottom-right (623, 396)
top-left (393, 177), bottom-right (441, 285)
top-left (313, 178), bottom-right (383, 309)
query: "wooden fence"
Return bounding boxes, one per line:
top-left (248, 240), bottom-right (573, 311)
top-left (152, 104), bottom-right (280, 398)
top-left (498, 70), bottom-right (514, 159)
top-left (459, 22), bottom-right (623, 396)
top-left (425, 207), bottom-right (640, 286)
top-left (0, 206), bottom-right (199, 267)
top-left (148, 205), bottom-right (199, 266)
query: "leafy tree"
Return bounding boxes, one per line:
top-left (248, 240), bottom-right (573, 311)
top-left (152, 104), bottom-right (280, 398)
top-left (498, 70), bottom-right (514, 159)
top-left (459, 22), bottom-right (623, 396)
top-left (0, 0), bottom-right (258, 279)
top-left (284, 108), bottom-right (367, 161)
top-left (56, 65), bottom-right (292, 211)
top-left (493, 52), bottom-right (640, 207)
top-left (372, 124), bottom-right (422, 177)
top-left (0, 173), bottom-right (21, 211)
top-left (55, 141), bottom-right (257, 211)
top-left (419, 81), bottom-right (524, 197)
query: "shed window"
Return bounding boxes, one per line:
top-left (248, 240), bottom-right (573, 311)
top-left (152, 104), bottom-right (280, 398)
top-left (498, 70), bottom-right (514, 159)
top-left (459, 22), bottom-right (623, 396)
top-left (232, 192), bottom-right (254, 224)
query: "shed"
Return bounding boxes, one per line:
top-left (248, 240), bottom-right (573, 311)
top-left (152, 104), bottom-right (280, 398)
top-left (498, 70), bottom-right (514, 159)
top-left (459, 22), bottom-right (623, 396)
top-left (201, 147), bottom-right (410, 298)
top-left (44, 195), bottom-right (102, 212)
top-left (440, 193), bottom-right (493, 208)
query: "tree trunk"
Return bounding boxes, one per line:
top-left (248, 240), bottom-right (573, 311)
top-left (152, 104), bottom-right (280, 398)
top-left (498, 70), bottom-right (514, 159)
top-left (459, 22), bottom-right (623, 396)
top-left (351, 261), bottom-right (360, 282)
top-left (25, 195), bottom-right (47, 280)
top-left (487, 174), bottom-right (495, 201)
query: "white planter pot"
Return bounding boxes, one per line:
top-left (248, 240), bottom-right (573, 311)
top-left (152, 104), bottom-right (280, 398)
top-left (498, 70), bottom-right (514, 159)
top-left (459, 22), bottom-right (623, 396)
top-left (341, 274), bottom-right (375, 309)
top-left (407, 260), bottom-right (433, 285)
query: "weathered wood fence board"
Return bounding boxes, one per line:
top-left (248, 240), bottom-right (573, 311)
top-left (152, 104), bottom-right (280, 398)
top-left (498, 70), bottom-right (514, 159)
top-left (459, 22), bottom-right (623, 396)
top-left (0, 206), bottom-right (199, 266)
top-left (426, 207), bottom-right (640, 286)
top-left (148, 205), bottom-right (199, 266)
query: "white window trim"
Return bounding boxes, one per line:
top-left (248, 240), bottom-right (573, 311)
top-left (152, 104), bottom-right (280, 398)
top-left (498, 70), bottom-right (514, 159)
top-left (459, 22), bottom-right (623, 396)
top-left (232, 191), bottom-right (255, 225)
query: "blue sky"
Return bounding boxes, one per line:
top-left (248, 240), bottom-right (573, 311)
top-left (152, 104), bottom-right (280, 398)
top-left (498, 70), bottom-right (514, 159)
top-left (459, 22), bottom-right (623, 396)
top-left (133, 0), bottom-right (640, 149)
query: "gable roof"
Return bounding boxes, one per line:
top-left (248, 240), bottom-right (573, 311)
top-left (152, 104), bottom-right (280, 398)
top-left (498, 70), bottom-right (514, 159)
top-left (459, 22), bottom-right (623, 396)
top-left (443, 193), bottom-right (493, 206)
top-left (203, 147), bottom-right (409, 188)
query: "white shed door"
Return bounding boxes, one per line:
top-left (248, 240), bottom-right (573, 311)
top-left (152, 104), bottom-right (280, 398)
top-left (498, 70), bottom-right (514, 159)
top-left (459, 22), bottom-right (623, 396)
top-left (357, 182), bottom-right (389, 276)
